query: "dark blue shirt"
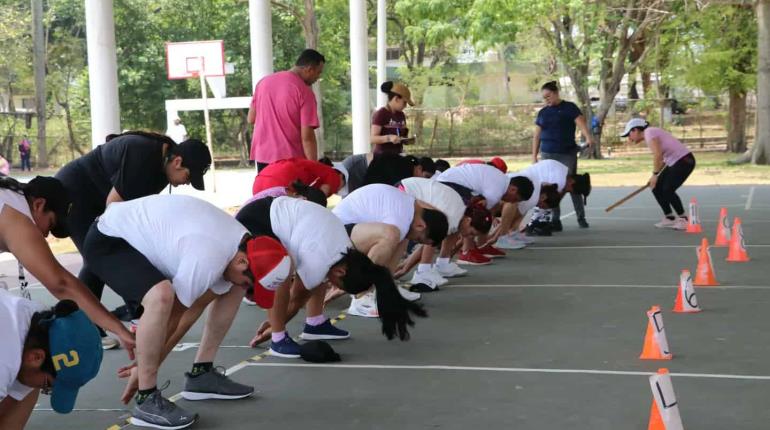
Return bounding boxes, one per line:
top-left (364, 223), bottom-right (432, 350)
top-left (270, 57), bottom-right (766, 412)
top-left (535, 101), bottom-right (582, 154)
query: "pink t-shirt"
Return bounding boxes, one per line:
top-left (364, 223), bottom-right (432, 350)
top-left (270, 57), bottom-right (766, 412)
top-left (250, 71), bottom-right (319, 163)
top-left (644, 127), bottom-right (691, 166)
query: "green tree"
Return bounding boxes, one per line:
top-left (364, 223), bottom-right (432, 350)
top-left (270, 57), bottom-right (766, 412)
top-left (514, 0), bottom-right (675, 158)
top-left (686, 5), bottom-right (756, 153)
top-left (0, 0), bottom-right (33, 163)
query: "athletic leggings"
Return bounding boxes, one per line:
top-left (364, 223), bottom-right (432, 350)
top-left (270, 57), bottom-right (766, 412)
top-left (652, 153), bottom-right (696, 216)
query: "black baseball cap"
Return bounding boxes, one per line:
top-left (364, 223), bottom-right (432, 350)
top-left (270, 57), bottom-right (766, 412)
top-left (299, 340), bottom-right (341, 363)
top-left (175, 139), bottom-right (212, 190)
top-left (26, 176), bottom-right (72, 238)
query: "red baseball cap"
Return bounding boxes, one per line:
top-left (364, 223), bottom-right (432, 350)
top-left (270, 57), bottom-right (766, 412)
top-left (489, 157), bottom-right (508, 173)
top-left (246, 236), bottom-right (292, 309)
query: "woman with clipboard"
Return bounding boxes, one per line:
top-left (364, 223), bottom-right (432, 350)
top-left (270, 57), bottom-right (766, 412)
top-left (371, 81), bottom-right (415, 155)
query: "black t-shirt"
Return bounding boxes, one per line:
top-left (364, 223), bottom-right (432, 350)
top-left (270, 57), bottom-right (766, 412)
top-left (60, 134), bottom-right (170, 203)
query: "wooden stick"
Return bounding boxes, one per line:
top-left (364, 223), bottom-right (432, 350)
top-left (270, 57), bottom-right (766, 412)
top-left (605, 184), bottom-right (649, 212)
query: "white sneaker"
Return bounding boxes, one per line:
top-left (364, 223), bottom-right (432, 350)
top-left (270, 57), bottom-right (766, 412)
top-left (347, 292), bottom-right (379, 318)
top-left (242, 296), bottom-right (257, 306)
top-left (672, 217), bottom-right (688, 231)
top-left (409, 270), bottom-right (440, 290)
top-left (511, 231), bottom-right (535, 244)
top-left (494, 234), bottom-right (527, 250)
top-left (101, 336), bottom-right (120, 350)
top-left (398, 286), bottom-right (421, 302)
top-left (427, 267), bottom-right (449, 286)
top-left (654, 217), bottom-right (677, 229)
top-left (436, 262), bottom-right (468, 278)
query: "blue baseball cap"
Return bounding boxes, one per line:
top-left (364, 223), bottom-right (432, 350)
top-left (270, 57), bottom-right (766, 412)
top-left (48, 309), bottom-right (103, 413)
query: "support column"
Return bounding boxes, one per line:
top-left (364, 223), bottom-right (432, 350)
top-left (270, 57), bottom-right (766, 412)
top-left (349, 0), bottom-right (370, 155)
top-left (376, 0), bottom-right (387, 108)
top-left (85, 0), bottom-right (120, 148)
top-left (249, 0), bottom-right (274, 91)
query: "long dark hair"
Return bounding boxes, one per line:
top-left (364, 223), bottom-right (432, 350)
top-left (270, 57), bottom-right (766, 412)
top-left (0, 176), bottom-right (56, 213)
top-left (335, 248), bottom-right (427, 340)
top-left (380, 81), bottom-right (399, 102)
top-left (25, 300), bottom-right (80, 376)
top-left (288, 180), bottom-right (328, 207)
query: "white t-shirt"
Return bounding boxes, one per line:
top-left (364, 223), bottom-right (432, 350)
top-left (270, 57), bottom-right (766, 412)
top-left (400, 177), bottom-right (465, 234)
top-left (0, 290), bottom-right (44, 402)
top-left (97, 195), bottom-right (248, 307)
top-left (509, 160), bottom-right (568, 215)
top-left (332, 184), bottom-right (416, 241)
top-left (436, 164), bottom-right (509, 209)
top-left (269, 197), bottom-right (352, 289)
top-left (0, 189), bottom-right (34, 253)
top-left (166, 123), bottom-right (188, 144)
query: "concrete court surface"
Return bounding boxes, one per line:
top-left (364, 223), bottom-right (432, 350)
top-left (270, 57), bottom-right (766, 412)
top-left (6, 185), bottom-right (770, 430)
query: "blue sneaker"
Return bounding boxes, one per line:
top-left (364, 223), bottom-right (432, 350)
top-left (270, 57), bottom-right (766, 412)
top-left (300, 319), bottom-right (350, 340)
top-left (269, 335), bottom-right (301, 358)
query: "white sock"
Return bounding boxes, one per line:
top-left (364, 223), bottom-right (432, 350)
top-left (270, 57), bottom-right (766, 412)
top-left (417, 263), bottom-right (432, 273)
top-left (436, 257), bottom-right (450, 268)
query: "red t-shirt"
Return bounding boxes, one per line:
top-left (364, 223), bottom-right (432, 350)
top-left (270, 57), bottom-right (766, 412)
top-left (252, 158), bottom-right (341, 196)
top-left (371, 107), bottom-right (408, 156)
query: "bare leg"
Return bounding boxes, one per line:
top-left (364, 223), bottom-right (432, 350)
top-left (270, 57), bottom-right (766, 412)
top-left (306, 281), bottom-right (327, 318)
top-left (195, 286), bottom-right (246, 363)
top-left (440, 233), bottom-right (460, 258)
top-left (137, 281), bottom-right (175, 391)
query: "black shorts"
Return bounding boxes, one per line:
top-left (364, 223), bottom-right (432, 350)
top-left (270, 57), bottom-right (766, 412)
top-left (439, 181), bottom-right (473, 205)
top-left (82, 221), bottom-right (167, 310)
top-left (344, 223), bottom-right (356, 237)
top-left (236, 197), bottom-right (277, 239)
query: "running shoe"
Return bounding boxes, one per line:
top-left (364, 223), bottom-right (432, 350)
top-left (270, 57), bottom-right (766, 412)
top-left (101, 336), bottom-right (120, 350)
top-left (181, 367), bottom-right (254, 401)
top-left (672, 217), bottom-right (688, 231)
top-left (269, 335), bottom-right (301, 358)
top-left (550, 219), bottom-right (563, 232)
top-left (300, 319), bottom-right (351, 340)
top-left (131, 388), bottom-right (197, 429)
top-left (477, 245), bottom-right (506, 258)
top-left (456, 249), bottom-right (492, 265)
top-left (427, 267), bottom-right (449, 286)
top-left (347, 291), bottom-right (379, 318)
top-left (398, 286), bottom-right (421, 302)
top-left (578, 218), bottom-right (590, 228)
top-left (436, 262), bottom-right (468, 278)
top-left (654, 217), bottom-right (677, 229)
top-left (494, 235), bottom-right (527, 250)
top-left (510, 231), bottom-right (535, 244)
top-left (408, 270), bottom-right (441, 291)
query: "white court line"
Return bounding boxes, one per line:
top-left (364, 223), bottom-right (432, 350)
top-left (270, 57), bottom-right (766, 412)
top-left (246, 362), bottom-right (770, 381)
top-left (527, 244), bottom-right (770, 250)
top-left (561, 211), bottom-right (576, 220)
top-left (449, 283), bottom-right (769, 290)
top-left (34, 408), bottom-right (127, 412)
top-left (746, 186), bottom-right (756, 210)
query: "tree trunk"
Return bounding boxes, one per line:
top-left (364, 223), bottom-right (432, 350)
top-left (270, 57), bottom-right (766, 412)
top-left (302, 0), bottom-right (324, 158)
top-left (237, 111), bottom-right (250, 167)
top-left (31, 0), bottom-right (48, 167)
top-left (499, 47), bottom-right (512, 105)
top-left (727, 89), bottom-right (747, 153)
top-left (753, 0), bottom-right (770, 164)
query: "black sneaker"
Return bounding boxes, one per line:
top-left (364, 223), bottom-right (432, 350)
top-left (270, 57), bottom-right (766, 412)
top-left (578, 218), bottom-right (590, 228)
top-left (550, 220), bottom-right (563, 232)
top-left (525, 221), bottom-right (552, 237)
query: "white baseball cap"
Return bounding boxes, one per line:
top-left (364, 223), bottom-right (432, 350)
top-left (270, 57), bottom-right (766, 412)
top-left (620, 118), bottom-right (649, 137)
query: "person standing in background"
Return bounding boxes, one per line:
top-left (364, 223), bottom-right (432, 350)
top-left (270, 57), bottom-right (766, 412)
top-left (248, 49), bottom-right (325, 172)
top-left (18, 136), bottom-right (32, 172)
top-left (165, 117), bottom-right (188, 144)
top-left (370, 81), bottom-right (415, 156)
top-left (532, 81), bottom-right (594, 231)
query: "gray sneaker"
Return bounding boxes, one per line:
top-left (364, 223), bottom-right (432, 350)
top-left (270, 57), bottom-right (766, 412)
top-left (130, 389), bottom-right (197, 430)
top-left (181, 367), bottom-right (254, 401)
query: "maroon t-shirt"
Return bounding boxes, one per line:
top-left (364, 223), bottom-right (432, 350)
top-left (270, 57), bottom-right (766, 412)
top-left (372, 107), bottom-right (408, 155)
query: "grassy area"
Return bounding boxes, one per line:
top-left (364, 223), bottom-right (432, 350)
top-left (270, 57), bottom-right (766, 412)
top-left (493, 152), bottom-right (770, 187)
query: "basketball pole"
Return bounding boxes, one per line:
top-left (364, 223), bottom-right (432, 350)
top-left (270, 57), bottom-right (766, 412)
top-left (198, 70), bottom-right (216, 192)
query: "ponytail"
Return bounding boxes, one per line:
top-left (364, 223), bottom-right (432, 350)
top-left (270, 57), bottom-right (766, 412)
top-left (289, 180), bottom-right (328, 207)
top-left (336, 248), bottom-right (427, 340)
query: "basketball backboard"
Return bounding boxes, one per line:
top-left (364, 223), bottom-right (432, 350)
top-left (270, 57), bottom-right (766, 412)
top-left (166, 40), bottom-right (225, 80)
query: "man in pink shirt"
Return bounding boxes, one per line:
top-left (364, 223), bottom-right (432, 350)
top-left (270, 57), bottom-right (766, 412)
top-left (248, 49), bottom-right (325, 171)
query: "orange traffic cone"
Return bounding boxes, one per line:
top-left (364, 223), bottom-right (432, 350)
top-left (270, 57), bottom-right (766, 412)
top-left (714, 207), bottom-right (730, 247)
top-left (685, 198), bottom-right (702, 233)
top-left (673, 269), bottom-right (701, 313)
top-left (647, 369), bottom-right (684, 430)
top-left (693, 238), bottom-right (719, 286)
top-left (726, 217), bottom-right (750, 262)
top-left (640, 306), bottom-right (672, 360)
